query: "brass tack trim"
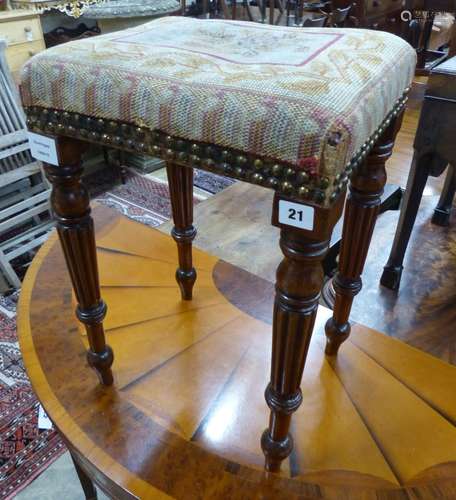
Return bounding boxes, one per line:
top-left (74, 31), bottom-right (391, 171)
top-left (23, 91), bottom-right (408, 207)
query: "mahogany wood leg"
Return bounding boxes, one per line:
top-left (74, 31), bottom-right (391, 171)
top-left (166, 162), bottom-right (196, 300)
top-left (71, 453), bottom-right (98, 500)
top-left (325, 111), bottom-right (404, 355)
top-left (44, 138), bottom-right (113, 385)
top-left (117, 150), bottom-right (128, 185)
top-left (432, 163), bottom-right (455, 227)
top-left (380, 152), bottom-right (430, 290)
top-left (261, 228), bottom-right (330, 472)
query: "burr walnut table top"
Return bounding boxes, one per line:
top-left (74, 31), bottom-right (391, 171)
top-left (17, 205), bottom-right (456, 499)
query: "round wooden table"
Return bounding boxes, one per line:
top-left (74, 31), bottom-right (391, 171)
top-left (18, 205), bottom-right (456, 499)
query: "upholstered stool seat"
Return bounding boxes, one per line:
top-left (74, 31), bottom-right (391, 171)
top-left (21, 16), bottom-right (415, 475)
top-left (22, 17), bottom-right (414, 207)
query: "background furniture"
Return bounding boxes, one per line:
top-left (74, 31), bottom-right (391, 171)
top-left (82, 0), bottom-right (182, 33)
top-left (381, 56), bottom-right (456, 290)
top-left (10, 0), bottom-right (104, 17)
top-left (404, 0), bottom-right (456, 74)
top-left (0, 10), bottom-right (45, 82)
top-left (332, 0), bottom-right (405, 31)
top-left (0, 38), bottom-right (52, 291)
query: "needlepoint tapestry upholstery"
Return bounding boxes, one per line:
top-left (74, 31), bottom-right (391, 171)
top-left (21, 17), bottom-right (416, 175)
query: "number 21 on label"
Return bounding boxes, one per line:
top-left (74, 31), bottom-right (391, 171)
top-left (278, 200), bottom-right (314, 230)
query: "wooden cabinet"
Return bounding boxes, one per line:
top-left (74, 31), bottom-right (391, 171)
top-left (364, 0), bottom-right (404, 21)
top-left (0, 11), bottom-right (45, 79)
top-left (333, 0), bottom-right (405, 32)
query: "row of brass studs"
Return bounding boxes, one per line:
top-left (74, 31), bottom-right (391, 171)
top-left (25, 91), bottom-right (407, 207)
top-left (25, 107), bottom-right (330, 203)
top-left (328, 93), bottom-right (408, 203)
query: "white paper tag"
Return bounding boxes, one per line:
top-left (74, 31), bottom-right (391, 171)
top-left (27, 132), bottom-right (59, 166)
top-left (278, 200), bottom-right (314, 230)
top-left (38, 404), bottom-right (53, 430)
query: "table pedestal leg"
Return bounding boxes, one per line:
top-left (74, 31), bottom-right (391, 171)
top-left (71, 453), bottom-right (97, 500)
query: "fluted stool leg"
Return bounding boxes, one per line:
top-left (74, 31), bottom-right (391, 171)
top-left (166, 162), bottom-right (197, 300)
top-left (262, 194), bottom-right (343, 472)
top-left (44, 137), bottom-right (113, 385)
top-left (325, 110), bottom-right (405, 356)
top-left (262, 229), bottom-right (330, 472)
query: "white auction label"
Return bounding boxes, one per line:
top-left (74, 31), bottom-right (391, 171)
top-left (278, 200), bottom-right (314, 230)
top-left (38, 404), bottom-right (53, 430)
top-left (27, 131), bottom-right (59, 166)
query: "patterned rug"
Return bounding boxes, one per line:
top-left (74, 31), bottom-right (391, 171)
top-left (0, 166), bottom-right (232, 499)
top-left (86, 166), bottom-right (234, 227)
top-left (87, 167), bottom-right (174, 227)
top-left (194, 170), bottom-right (235, 194)
top-left (0, 292), bottom-right (65, 500)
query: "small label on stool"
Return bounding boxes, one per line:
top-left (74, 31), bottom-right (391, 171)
top-left (278, 200), bottom-right (314, 230)
top-left (27, 132), bottom-right (59, 166)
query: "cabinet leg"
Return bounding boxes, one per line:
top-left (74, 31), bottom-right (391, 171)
top-left (381, 152), bottom-right (430, 289)
top-left (166, 162), bottom-right (196, 300)
top-left (432, 163), bottom-right (455, 227)
top-left (44, 137), bottom-right (113, 385)
top-left (325, 110), bottom-right (404, 355)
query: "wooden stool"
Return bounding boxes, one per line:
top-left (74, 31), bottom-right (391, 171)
top-left (381, 56), bottom-right (456, 290)
top-left (20, 17), bottom-right (415, 473)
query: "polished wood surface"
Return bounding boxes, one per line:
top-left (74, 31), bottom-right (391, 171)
top-left (18, 205), bottom-right (456, 498)
top-left (343, 194), bottom-right (456, 365)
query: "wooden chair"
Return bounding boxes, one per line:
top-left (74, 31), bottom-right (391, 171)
top-left (302, 13), bottom-right (327, 26)
top-left (21, 17), bottom-right (415, 472)
top-left (327, 4), bottom-right (352, 26)
top-left (381, 56), bottom-right (456, 290)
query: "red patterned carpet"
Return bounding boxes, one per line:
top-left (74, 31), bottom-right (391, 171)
top-left (0, 292), bottom-right (65, 500)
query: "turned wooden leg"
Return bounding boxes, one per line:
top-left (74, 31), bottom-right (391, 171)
top-left (262, 194), bottom-right (344, 472)
top-left (380, 152), bottom-right (430, 290)
top-left (117, 150), bottom-right (128, 185)
top-left (166, 162), bottom-right (196, 300)
top-left (44, 137), bottom-right (113, 385)
top-left (71, 453), bottom-right (97, 500)
top-left (325, 110), bottom-right (404, 355)
top-left (432, 163), bottom-right (455, 227)
top-left (261, 228), bottom-right (330, 472)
